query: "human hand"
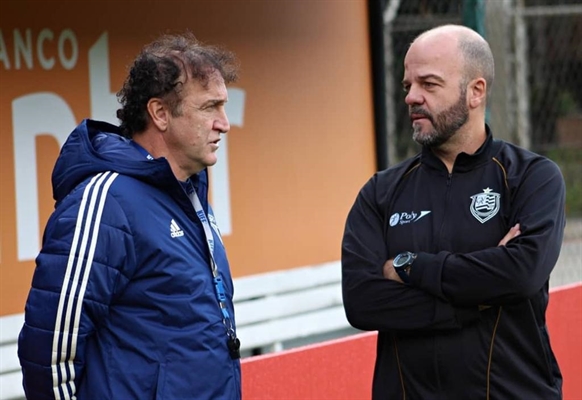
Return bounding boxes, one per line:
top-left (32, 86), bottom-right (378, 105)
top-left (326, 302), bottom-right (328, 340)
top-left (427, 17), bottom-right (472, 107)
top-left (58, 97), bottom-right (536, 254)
top-left (498, 223), bottom-right (521, 246)
top-left (383, 258), bottom-right (404, 283)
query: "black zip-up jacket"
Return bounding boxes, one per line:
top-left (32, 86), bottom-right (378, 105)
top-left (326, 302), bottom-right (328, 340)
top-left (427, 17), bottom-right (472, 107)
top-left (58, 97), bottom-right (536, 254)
top-left (342, 127), bottom-right (565, 399)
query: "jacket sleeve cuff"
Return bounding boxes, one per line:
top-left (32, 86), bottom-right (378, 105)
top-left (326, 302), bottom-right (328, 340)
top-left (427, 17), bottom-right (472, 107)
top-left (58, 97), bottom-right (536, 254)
top-left (409, 251), bottom-right (448, 300)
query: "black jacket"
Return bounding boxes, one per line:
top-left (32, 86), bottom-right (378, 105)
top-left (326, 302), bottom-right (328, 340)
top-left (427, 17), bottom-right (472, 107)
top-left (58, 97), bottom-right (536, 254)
top-left (342, 128), bottom-right (565, 399)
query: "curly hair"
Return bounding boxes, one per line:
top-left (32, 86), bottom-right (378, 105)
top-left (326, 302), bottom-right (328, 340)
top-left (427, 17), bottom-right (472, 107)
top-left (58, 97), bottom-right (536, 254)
top-left (116, 32), bottom-right (239, 138)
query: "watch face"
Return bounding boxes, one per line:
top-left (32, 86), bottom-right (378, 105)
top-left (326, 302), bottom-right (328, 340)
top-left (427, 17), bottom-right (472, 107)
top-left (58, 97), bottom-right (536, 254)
top-left (394, 253), bottom-right (412, 268)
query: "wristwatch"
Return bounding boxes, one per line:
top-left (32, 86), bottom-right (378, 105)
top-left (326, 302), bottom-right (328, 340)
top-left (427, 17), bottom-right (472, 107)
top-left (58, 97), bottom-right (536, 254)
top-left (393, 252), bottom-right (417, 284)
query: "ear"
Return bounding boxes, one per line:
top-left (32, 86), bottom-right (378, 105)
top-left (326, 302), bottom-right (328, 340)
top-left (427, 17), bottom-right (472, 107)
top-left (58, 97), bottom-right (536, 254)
top-left (146, 98), bottom-right (169, 132)
top-left (468, 78), bottom-right (487, 109)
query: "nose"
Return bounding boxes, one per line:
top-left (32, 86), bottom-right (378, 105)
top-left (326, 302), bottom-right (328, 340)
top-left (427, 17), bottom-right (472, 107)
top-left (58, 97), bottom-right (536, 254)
top-left (214, 107), bottom-right (231, 134)
top-left (405, 86), bottom-right (424, 107)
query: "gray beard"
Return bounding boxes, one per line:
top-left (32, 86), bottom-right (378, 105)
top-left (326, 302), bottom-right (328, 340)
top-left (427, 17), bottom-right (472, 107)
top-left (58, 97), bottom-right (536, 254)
top-left (412, 89), bottom-right (469, 148)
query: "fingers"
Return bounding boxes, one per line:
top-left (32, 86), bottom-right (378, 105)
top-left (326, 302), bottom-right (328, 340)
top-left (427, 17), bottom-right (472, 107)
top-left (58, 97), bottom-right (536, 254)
top-left (511, 223), bottom-right (521, 238)
top-left (383, 259), bottom-right (403, 283)
top-left (383, 259), bottom-right (395, 279)
top-left (498, 223), bottom-right (521, 246)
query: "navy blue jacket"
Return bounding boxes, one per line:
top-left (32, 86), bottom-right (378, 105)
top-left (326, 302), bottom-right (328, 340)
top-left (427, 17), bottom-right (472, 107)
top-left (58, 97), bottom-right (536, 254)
top-left (342, 128), bottom-right (565, 399)
top-left (18, 119), bottom-right (241, 399)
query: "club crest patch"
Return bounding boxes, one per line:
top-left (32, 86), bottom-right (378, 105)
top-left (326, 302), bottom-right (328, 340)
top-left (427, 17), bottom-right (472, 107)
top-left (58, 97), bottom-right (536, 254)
top-left (470, 187), bottom-right (500, 223)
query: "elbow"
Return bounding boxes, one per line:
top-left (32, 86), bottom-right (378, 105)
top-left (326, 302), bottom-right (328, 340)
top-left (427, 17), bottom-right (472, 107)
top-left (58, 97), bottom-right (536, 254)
top-left (490, 275), bottom-right (547, 304)
top-left (342, 296), bottom-right (375, 331)
top-left (513, 277), bottom-right (546, 299)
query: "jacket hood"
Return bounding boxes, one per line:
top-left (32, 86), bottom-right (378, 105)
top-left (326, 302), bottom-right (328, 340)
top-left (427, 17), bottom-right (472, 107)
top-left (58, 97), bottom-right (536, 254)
top-left (52, 119), bottom-right (177, 202)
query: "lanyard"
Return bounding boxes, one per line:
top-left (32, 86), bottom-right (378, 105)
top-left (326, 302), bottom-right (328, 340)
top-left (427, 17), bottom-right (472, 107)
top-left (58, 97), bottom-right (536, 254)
top-left (189, 189), bottom-right (240, 359)
top-left (130, 140), bottom-right (240, 359)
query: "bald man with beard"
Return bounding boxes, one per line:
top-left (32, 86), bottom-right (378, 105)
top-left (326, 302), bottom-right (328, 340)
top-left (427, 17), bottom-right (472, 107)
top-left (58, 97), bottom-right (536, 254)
top-left (342, 25), bottom-right (565, 399)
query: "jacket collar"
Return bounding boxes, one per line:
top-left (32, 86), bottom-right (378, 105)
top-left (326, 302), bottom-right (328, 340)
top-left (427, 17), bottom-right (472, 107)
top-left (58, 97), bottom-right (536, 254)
top-left (420, 124), bottom-right (498, 173)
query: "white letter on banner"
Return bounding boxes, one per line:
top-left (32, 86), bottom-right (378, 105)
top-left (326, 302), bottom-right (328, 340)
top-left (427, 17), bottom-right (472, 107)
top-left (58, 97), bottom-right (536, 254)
top-left (37, 29), bottom-right (55, 70)
top-left (89, 32), bottom-right (118, 123)
top-left (0, 30), bottom-right (10, 69)
top-left (14, 29), bottom-right (33, 70)
top-left (58, 29), bottom-right (78, 70)
top-left (212, 88), bottom-right (245, 236)
top-left (13, 93), bottom-right (75, 261)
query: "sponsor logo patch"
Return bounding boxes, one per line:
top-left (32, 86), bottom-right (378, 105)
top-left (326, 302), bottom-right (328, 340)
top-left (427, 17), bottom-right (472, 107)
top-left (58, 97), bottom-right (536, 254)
top-left (170, 219), bottom-right (184, 238)
top-left (389, 210), bottom-right (431, 226)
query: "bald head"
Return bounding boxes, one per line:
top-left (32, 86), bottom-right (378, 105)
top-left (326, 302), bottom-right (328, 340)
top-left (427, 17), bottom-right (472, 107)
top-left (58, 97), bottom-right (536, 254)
top-left (412, 25), bottom-right (495, 98)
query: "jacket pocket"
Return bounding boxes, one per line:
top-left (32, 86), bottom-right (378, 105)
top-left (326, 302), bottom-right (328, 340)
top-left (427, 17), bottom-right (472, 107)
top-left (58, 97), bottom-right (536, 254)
top-left (539, 325), bottom-right (559, 385)
top-left (153, 356), bottom-right (239, 399)
top-left (155, 362), bottom-right (167, 399)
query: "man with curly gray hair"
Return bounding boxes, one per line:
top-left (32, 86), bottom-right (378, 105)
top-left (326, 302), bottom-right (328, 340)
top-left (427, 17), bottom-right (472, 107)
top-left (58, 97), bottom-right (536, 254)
top-left (19, 32), bottom-right (242, 399)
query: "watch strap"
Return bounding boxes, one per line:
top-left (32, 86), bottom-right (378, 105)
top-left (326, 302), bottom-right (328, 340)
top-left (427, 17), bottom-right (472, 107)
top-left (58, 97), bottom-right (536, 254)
top-left (395, 266), bottom-right (411, 284)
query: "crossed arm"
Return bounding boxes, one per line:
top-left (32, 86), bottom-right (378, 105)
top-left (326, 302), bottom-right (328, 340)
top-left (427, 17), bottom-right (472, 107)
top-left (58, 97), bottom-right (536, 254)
top-left (383, 224), bottom-right (522, 283)
top-left (342, 159), bottom-right (565, 332)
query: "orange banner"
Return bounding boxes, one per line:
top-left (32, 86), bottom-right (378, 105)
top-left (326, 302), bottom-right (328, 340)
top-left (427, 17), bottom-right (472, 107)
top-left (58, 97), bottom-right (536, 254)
top-left (0, 0), bottom-right (376, 315)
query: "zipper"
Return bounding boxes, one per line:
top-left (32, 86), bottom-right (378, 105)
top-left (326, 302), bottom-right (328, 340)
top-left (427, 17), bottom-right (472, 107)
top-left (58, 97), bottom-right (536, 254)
top-left (436, 173), bottom-right (453, 250)
top-left (432, 172), bottom-right (453, 396)
top-left (393, 335), bottom-right (407, 400)
top-left (486, 307), bottom-right (503, 399)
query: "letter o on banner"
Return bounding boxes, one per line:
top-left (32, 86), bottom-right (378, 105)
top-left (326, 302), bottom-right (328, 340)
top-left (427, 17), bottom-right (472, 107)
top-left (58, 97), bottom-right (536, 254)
top-left (58, 29), bottom-right (78, 70)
